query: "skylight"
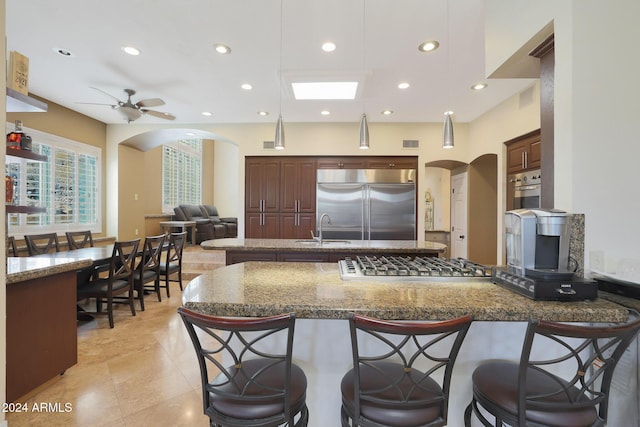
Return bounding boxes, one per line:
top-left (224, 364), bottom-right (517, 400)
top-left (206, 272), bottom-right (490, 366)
top-left (291, 82), bottom-right (359, 100)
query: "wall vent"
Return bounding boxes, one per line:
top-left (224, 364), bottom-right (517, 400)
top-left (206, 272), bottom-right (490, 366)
top-left (403, 139), bottom-right (419, 149)
top-left (263, 140), bottom-right (275, 150)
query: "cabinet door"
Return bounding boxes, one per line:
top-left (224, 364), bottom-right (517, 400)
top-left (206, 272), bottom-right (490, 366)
top-left (506, 141), bottom-right (527, 174)
top-left (281, 158), bottom-right (316, 213)
top-left (245, 212), bottom-right (280, 238)
top-left (245, 158), bottom-right (280, 212)
top-left (317, 157), bottom-right (366, 169)
top-left (280, 213), bottom-right (315, 239)
top-left (529, 139), bottom-right (541, 169)
top-left (365, 157), bottom-right (418, 169)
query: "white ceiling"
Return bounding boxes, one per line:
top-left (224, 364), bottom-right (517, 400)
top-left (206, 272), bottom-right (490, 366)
top-left (7, 0), bottom-right (536, 126)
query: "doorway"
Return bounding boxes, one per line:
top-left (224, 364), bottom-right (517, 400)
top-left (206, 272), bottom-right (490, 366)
top-left (450, 172), bottom-right (468, 259)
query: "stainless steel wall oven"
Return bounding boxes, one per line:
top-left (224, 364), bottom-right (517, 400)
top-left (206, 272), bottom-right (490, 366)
top-left (508, 169), bottom-right (541, 210)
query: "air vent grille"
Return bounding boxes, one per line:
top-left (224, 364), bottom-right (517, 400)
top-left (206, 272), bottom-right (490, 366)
top-left (403, 139), bottom-right (419, 149)
top-left (263, 141), bottom-right (275, 149)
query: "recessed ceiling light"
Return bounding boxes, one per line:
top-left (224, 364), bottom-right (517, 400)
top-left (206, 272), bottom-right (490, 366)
top-left (381, 110), bottom-right (394, 115)
top-left (121, 46), bottom-right (140, 56)
top-left (321, 110), bottom-right (331, 116)
top-left (322, 42), bottom-right (336, 52)
top-left (53, 48), bottom-right (74, 57)
top-left (398, 82), bottom-right (410, 89)
top-left (258, 111), bottom-right (269, 116)
top-left (241, 83), bottom-right (253, 90)
top-left (201, 111), bottom-right (212, 116)
top-left (418, 40), bottom-right (439, 53)
top-left (214, 43), bottom-right (231, 54)
top-left (471, 83), bottom-right (488, 91)
top-left (292, 82), bottom-right (358, 100)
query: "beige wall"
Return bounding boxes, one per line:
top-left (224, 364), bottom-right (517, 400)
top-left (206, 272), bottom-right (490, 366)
top-left (1, 0), bottom-right (7, 418)
top-left (118, 144), bottom-right (145, 240)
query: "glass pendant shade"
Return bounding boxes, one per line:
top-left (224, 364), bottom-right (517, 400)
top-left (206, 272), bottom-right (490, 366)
top-left (274, 114), bottom-right (285, 150)
top-left (442, 112), bottom-right (454, 149)
top-left (359, 113), bottom-right (370, 149)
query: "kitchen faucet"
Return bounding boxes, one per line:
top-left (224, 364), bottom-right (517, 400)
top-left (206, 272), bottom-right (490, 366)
top-left (316, 213), bottom-right (332, 244)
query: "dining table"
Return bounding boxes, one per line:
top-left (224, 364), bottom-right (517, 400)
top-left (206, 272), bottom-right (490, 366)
top-left (35, 245), bottom-right (117, 320)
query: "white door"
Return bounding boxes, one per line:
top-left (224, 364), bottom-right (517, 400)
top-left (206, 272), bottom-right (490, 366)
top-left (450, 172), bottom-right (468, 259)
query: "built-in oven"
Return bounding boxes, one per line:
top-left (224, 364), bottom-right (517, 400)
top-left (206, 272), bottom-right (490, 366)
top-left (508, 169), bottom-right (541, 210)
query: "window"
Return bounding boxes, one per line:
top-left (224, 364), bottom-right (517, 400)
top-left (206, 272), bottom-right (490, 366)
top-left (162, 139), bottom-right (202, 213)
top-left (6, 123), bottom-right (101, 235)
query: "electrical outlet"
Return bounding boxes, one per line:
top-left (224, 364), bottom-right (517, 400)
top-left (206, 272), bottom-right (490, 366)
top-left (134, 193), bottom-right (138, 201)
top-left (135, 228), bottom-right (139, 236)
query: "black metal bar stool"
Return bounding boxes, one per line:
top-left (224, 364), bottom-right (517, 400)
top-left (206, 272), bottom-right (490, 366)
top-left (464, 310), bottom-right (640, 427)
top-left (341, 313), bottom-right (473, 427)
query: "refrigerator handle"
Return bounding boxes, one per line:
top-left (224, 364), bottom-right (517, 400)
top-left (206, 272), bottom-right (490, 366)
top-left (363, 187), bottom-right (369, 240)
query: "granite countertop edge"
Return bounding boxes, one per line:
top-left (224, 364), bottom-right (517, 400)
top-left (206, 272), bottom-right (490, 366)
top-left (6, 258), bottom-right (93, 284)
top-left (201, 238), bottom-right (447, 253)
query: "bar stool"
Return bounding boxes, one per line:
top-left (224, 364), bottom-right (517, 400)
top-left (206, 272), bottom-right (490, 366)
top-left (341, 313), bottom-right (472, 427)
top-left (178, 308), bottom-right (309, 427)
top-left (464, 310), bottom-right (640, 427)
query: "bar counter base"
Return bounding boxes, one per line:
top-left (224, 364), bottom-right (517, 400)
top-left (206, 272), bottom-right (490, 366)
top-left (6, 270), bottom-right (78, 402)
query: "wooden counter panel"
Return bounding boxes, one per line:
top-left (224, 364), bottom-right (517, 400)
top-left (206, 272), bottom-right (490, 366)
top-left (6, 271), bottom-right (77, 402)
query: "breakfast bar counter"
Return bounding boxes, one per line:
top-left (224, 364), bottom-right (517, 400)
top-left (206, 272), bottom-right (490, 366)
top-left (201, 238), bottom-right (448, 265)
top-left (182, 261), bottom-right (631, 426)
top-left (182, 261), bottom-right (626, 322)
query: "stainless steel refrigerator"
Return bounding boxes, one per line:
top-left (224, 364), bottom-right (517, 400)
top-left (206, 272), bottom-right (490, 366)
top-left (316, 169), bottom-right (416, 240)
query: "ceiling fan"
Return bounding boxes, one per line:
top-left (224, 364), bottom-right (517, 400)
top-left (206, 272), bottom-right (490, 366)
top-left (79, 87), bottom-right (176, 123)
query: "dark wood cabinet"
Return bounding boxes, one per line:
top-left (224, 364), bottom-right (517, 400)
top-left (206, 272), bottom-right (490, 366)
top-left (365, 156), bottom-right (418, 169)
top-left (246, 212), bottom-right (280, 238)
top-left (316, 156), bottom-right (367, 169)
top-left (506, 131), bottom-right (541, 174)
top-left (280, 213), bottom-right (315, 239)
top-left (245, 155), bottom-right (418, 239)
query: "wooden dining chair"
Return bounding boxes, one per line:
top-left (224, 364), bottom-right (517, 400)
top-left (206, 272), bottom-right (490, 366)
top-left (6, 236), bottom-right (18, 257)
top-left (464, 310), bottom-right (640, 427)
top-left (178, 308), bottom-right (309, 427)
top-left (133, 234), bottom-right (166, 310)
top-left (24, 233), bottom-right (60, 255)
top-left (76, 239), bottom-right (140, 328)
top-left (65, 230), bottom-right (94, 249)
top-left (158, 231), bottom-right (186, 298)
top-left (341, 313), bottom-right (473, 427)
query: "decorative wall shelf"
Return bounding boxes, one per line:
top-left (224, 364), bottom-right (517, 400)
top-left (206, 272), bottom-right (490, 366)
top-left (6, 205), bottom-right (46, 214)
top-left (6, 147), bottom-right (47, 162)
top-left (6, 88), bottom-right (48, 113)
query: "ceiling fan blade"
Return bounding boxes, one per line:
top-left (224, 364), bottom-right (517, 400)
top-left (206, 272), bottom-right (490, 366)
top-left (142, 109), bottom-right (176, 120)
top-left (75, 102), bottom-right (118, 107)
top-left (89, 86), bottom-right (123, 103)
top-left (136, 98), bottom-right (165, 108)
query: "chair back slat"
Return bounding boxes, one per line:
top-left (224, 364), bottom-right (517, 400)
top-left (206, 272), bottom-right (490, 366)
top-left (109, 239), bottom-right (140, 281)
top-left (24, 233), bottom-right (60, 255)
top-left (165, 231), bottom-right (186, 266)
top-left (65, 230), bottom-right (94, 250)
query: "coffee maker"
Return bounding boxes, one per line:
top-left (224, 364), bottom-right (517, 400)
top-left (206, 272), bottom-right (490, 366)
top-left (493, 209), bottom-right (596, 301)
top-left (505, 208), bottom-right (572, 278)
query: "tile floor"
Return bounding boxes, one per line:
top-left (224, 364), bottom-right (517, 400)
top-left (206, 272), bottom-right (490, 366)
top-left (6, 247), bottom-right (225, 427)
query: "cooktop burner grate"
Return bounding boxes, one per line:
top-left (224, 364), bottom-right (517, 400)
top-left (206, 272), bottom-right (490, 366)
top-left (339, 256), bottom-right (493, 281)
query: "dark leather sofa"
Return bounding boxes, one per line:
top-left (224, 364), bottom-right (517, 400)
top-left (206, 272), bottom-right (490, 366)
top-left (200, 205), bottom-right (238, 238)
top-left (173, 204), bottom-right (237, 243)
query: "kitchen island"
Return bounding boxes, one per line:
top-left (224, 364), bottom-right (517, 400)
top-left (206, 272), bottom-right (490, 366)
top-left (200, 237), bottom-right (447, 265)
top-left (6, 256), bottom-right (93, 402)
top-left (182, 261), bottom-right (630, 426)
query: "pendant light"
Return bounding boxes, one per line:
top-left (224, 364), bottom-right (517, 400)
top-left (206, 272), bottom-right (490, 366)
top-left (442, 0), bottom-right (454, 149)
top-left (274, 0), bottom-right (285, 150)
top-left (359, 0), bottom-right (370, 149)
top-left (359, 113), bottom-right (369, 149)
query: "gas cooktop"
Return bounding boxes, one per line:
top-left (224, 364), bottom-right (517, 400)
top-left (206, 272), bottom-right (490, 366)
top-left (338, 256), bottom-right (493, 281)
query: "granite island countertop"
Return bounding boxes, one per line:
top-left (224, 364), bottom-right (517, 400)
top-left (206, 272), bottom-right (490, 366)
top-left (200, 238), bottom-right (447, 253)
top-left (6, 256), bottom-right (93, 284)
top-left (182, 261), bottom-right (628, 323)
